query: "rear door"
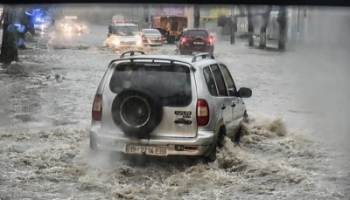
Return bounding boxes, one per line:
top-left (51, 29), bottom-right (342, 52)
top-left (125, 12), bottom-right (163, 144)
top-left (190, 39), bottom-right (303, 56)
top-left (218, 63), bottom-right (245, 137)
top-left (108, 61), bottom-right (198, 138)
top-left (209, 64), bottom-right (233, 133)
top-left (186, 30), bottom-right (209, 52)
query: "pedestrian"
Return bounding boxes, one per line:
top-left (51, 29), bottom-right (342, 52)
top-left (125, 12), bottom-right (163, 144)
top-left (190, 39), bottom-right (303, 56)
top-left (166, 22), bottom-right (171, 35)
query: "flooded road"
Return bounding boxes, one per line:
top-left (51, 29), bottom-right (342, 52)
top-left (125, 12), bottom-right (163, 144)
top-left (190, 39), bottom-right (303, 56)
top-left (0, 21), bottom-right (349, 199)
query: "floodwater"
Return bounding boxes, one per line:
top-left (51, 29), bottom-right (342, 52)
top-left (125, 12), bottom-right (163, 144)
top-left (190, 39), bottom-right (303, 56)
top-left (0, 7), bottom-right (350, 199)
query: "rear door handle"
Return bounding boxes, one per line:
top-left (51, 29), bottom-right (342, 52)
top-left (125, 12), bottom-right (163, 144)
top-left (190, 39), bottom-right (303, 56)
top-left (231, 103), bottom-right (236, 107)
top-left (221, 105), bottom-right (226, 110)
top-left (174, 118), bottom-right (192, 125)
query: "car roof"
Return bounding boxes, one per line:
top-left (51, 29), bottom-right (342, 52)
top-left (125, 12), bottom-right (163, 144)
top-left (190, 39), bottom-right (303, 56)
top-left (142, 29), bottom-right (160, 31)
top-left (184, 28), bottom-right (208, 31)
top-left (111, 23), bottom-right (138, 26)
top-left (112, 54), bottom-right (218, 69)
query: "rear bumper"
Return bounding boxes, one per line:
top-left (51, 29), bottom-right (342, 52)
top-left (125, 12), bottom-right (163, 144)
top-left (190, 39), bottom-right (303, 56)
top-left (143, 40), bottom-right (163, 46)
top-left (180, 46), bottom-right (214, 53)
top-left (90, 125), bottom-right (215, 156)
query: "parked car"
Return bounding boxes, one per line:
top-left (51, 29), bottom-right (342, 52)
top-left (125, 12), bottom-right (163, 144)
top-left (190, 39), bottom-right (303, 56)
top-left (106, 23), bottom-right (143, 49)
top-left (141, 28), bottom-right (163, 46)
top-left (178, 28), bottom-right (214, 55)
top-left (89, 51), bottom-right (252, 162)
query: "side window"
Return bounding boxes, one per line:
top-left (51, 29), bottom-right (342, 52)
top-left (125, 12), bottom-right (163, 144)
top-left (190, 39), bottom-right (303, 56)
top-left (203, 67), bottom-right (218, 96)
top-left (210, 64), bottom-right (228, 96)
top-left (219, 64), bottom-right (237, 94)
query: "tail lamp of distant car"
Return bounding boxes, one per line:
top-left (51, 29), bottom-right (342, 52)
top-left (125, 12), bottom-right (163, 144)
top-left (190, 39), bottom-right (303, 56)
top-left (92, 94), bottom-right (102, 121)
top-left (197, 99), bottom-right (209, 126)
top-left (142, 35), bottom-right (146, 40)
top-left (181, 37), bottom-right (187, 45)
top-left (208, 36), bottom-right (214, 46)
top-left (114, 20), bottom-right (124, 23)
top-left (158, 36), bottom-right (162, 40)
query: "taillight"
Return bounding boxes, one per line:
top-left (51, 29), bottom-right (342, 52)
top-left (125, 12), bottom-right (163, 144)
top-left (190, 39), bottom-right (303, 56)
top-left (208, 36), bottom-right (213, 45)
top-left (142, 36), bottom-right (146, 40)
top-left (197, 99), bottom-right (209, 126)
top-left (181, 37), bottom-right (187, 44)
top-left (158, 36), bottom-right (162, 40)
top-left (92, 94), bottom-right (102, 121)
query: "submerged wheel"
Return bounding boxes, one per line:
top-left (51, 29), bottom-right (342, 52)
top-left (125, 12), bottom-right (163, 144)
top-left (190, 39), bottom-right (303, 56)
top-left (111, 88), bottom-right (163, 137)
top-left (204, 127), bottom-right (225, 162)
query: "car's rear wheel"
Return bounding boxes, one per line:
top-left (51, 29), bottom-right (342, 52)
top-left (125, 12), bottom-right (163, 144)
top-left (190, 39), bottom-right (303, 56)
top-left (234, 112), bottom-right (249, 144)
top-left (111, 88), bottom-right (163, 137)
top-left (204, 127), bottom-right (225, 162)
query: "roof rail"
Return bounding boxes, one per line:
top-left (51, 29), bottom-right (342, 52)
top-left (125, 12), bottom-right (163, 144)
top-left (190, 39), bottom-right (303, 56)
top-left (191, 53), bottom-right (215, 63)
top-left (120, 50), bottom-right (145, 58)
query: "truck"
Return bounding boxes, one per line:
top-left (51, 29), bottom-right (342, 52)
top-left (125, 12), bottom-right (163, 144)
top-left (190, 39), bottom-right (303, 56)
top-left (151, 15), bottom-right (187, 44)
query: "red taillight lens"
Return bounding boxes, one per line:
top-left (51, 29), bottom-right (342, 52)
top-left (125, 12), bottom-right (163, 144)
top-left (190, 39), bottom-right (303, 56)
top-left (197, 99), bottom-right (209, 126)
top-left (208, 36), bottom-right (213, 45)
top-left (142, 36), bottom-right (146, 40)
top-left (158, 36), bottom-right (162, 40)
top-left (181, 37), bottom-right (187, 44)
top-left (92, 94), bottom-right (102, 121)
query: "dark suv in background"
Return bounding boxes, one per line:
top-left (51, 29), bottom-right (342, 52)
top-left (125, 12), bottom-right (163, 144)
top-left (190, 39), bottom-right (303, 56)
top-left (178, 28), bottom-right (214, 55)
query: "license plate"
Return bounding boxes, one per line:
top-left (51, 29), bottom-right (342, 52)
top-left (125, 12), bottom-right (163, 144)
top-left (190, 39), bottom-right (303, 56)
top-left (194, 42), bottom-right (204, 45)
top-left (126, 145), bottom-right (167, 156)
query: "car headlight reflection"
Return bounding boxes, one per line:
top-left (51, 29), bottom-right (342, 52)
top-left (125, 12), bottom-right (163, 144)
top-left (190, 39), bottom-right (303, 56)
top-left (112, 39), bottom-right (120, 46)
top-left (135, 35), bottom-right (142, 46)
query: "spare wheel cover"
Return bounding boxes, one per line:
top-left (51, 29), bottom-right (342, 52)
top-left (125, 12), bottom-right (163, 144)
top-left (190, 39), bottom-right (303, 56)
top-left (111, 88), bottom-right (163, 137)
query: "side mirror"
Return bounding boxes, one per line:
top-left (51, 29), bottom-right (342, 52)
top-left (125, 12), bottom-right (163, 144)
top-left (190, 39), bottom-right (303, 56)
top-left (238, 87), bottom-right (252, 98)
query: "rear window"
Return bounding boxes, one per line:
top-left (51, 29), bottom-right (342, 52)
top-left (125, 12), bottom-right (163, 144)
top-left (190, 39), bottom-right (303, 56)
top-left (109, 63), bottom-right (192, 106)
top-left (186, 30), bottom-right (209, 38)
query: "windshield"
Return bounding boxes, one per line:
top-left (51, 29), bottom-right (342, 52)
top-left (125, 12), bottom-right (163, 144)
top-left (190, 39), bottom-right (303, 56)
top-left (186, 30), bottom-right (209, 38)
top-left (142, 29), bottom-right (160, 34)
top-left (112, 25), bottom-right (140, 36)
top-left (110, 63), bottom-right (192, 106)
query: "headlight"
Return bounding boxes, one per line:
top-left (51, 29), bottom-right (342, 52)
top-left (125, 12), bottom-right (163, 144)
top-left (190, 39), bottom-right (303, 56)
top-left (112, 39), bottom-right (120, 46)
top-left (135, 35), bottom-right (142, 46)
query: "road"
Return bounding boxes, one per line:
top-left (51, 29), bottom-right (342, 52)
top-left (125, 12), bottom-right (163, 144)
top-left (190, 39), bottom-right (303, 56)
top-left (0, 23), bottom-right (349, 199)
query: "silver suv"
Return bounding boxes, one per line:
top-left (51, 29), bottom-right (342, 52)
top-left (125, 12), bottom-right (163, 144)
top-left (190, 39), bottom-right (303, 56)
top-left (89, 51), bottom-right (252, 161)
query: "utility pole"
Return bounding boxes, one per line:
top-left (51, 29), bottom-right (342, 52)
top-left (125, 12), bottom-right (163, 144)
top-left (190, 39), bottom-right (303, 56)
top-left (0, 5), bottom-right (19, 64)
top-left (194, 5), bottom-right (200, 28)
top-left (277, 6), bottom-right (287, 50)
top-left (247, 6), bottom-right (254, 46)
top-left (230, 15), bottom-right (237, 44)
top-left (259, 5), bottom-right (272, 48)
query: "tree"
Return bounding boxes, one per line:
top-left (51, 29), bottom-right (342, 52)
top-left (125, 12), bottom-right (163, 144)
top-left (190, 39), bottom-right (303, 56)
top-left (277, 6), bottom-right (287, 50)
top-left (259, 6), bottom-right (272, 48)
top-left (0, 5), bottom-right (19, 64)
top-left (247, 6), bottom-right (254, 46)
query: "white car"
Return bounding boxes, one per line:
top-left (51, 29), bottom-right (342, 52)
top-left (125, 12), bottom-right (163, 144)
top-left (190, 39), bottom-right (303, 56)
top-left (89, 51), bottom-right (252, 162)
top-left (141, 29), bottom-right (163, 46)
top-left (106, 23), bottom-right (143, 49)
